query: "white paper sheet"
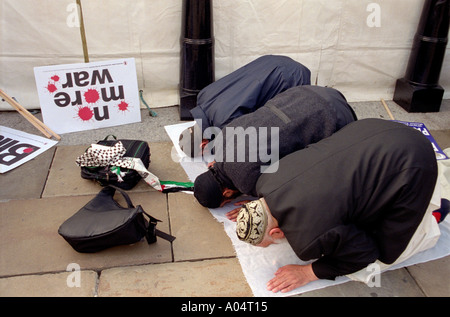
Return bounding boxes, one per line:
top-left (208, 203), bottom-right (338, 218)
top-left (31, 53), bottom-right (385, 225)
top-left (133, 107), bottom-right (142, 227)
top-left (165, 122), bottom-right (450, 296)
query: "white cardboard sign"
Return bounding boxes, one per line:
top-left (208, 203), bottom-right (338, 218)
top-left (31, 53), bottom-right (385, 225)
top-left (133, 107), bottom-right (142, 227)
top-left (34, 58), bottom-right (141, 134)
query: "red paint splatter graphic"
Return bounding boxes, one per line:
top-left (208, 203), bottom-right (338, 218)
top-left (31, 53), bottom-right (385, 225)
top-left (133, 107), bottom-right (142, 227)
top-left (23, 147), bottom-right (34, 154)
top-left (117, 101), bottom-right (129, 112)
top-left (45, 75), bottom-right (60, 93)
top-left (84, 89), bottom-right (100, 104)
top-left (46, 82), bottom-right (57, 93)
top-left (76, 106), bottom-right (94, 121)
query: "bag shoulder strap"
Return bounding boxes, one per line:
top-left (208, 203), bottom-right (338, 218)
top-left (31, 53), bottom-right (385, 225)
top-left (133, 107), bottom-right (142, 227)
top-left (103, 135), bottom-right (117, 141)
top-left (142, 210), bottom-right (176, 243)
top-left (107, 185), bottom-right (176, 243)
top-left (155, 229), bottom-right (176, 242)
top-left (107, 185), bottom-right (134, 208)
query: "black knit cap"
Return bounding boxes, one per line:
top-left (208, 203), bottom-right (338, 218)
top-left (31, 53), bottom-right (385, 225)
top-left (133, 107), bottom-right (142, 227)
top-left (194, 169), bottom-right (224, 208)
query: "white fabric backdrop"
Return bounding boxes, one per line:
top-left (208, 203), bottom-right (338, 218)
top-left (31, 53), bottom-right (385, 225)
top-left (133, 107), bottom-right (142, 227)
top-left (1, 0), bottom-right (449, 110)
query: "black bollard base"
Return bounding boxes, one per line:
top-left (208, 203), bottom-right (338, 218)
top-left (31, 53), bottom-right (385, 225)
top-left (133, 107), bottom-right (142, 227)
top-left (179, 0), bottom-right (215, 121)
top-left (179, 93), bottom-right (197, 121)
top-left (393, 78), bottom-right (444, 113)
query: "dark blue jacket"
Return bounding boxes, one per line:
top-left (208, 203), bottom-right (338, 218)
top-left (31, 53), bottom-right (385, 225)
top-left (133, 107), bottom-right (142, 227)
top-left (191, 55), bottom-right (311, 132)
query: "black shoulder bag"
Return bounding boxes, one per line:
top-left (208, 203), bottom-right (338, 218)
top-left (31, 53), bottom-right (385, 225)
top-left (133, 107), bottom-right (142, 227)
top-left (58, 186), bottom-right (175, 253)
top-left (79, 135), bottom-right (151, 190)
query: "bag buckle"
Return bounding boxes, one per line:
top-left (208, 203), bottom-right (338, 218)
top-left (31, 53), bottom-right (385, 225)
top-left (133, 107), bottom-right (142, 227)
top-left (145, 221), bottom-right (158, 244)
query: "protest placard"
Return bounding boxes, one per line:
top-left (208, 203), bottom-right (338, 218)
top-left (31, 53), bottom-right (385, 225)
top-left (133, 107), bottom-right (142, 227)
top-left (34, 58), bottom-right (141, 134)
top-left (395, 120), bottom-right (448, 161)
top-left (0, 126), bottom-right (58, 173)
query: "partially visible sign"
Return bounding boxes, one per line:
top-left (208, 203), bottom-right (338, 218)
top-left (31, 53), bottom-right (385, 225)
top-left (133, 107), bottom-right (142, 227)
top-left (395, 120), bottom-right (448, 161)
top-left (0, 126), bottom-right (58, 173)
top-left (34, 58), bottom-right (141, 134)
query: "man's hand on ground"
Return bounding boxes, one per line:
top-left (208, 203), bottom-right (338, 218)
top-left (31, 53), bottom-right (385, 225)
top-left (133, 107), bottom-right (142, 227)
top-left (267, 264), bottom-right (318, 293)
top-left (226, 200), bottom-right (253, 221)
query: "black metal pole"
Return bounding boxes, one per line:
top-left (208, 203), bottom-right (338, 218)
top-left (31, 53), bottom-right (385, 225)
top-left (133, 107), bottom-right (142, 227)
top-left (179, 0), bottom-right (215, 120)
top-left (393, 0), bottom-right (449, 112)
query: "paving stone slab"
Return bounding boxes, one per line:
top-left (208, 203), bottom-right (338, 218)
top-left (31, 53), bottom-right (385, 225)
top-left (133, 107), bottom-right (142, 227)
top-left (168, 193), bottom-right (236, 262)
top-left (98, 258), bottom-right (253, 297)
top-left (0, 191), bottom-right (172, 277)
top-left (407, 256), bottom-right (450, 297)
top-left (430, 130), bottom-right (450, 150)
top-left (146, 142), bottom-right (191, 184)
top-left (0, 271), bottom-right (98, 297)
top-left (0, 147), bottom-right (55, 201)
top-left (42, 145), bottom-right (102, 197)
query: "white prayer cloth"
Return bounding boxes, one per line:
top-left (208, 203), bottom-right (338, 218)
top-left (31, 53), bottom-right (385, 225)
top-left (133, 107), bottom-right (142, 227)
top-left (165, 122), bottom-right (450, 296)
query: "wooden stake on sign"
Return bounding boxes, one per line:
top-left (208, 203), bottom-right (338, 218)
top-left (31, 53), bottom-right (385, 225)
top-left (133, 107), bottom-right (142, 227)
top-left (381, 99), bottom-right (395, 120)
top-left (0, 89), bottom-right (61, 140)
top-left (76, 0), bottom-right (89, 63)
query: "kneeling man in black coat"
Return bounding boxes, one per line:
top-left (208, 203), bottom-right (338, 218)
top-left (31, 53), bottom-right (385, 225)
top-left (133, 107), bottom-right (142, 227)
top-left (232, 119), bottom-right (439, 293)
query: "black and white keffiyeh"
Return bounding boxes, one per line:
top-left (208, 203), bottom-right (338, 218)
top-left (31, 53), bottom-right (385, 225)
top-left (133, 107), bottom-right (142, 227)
top-left (75, 142), bottom-right (127, 167)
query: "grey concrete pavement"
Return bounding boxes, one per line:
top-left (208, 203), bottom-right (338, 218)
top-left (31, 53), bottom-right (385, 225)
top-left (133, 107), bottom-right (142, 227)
top-left (0, 100), bottom-right (449, 297)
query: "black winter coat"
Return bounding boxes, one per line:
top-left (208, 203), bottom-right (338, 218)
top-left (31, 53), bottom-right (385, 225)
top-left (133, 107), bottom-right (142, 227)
top-left (256, 119), bottom-right (438, 280)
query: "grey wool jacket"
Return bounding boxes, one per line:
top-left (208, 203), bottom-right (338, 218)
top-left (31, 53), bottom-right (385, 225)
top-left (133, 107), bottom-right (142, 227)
top-left (211, 85), bottom-right (357, 196)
